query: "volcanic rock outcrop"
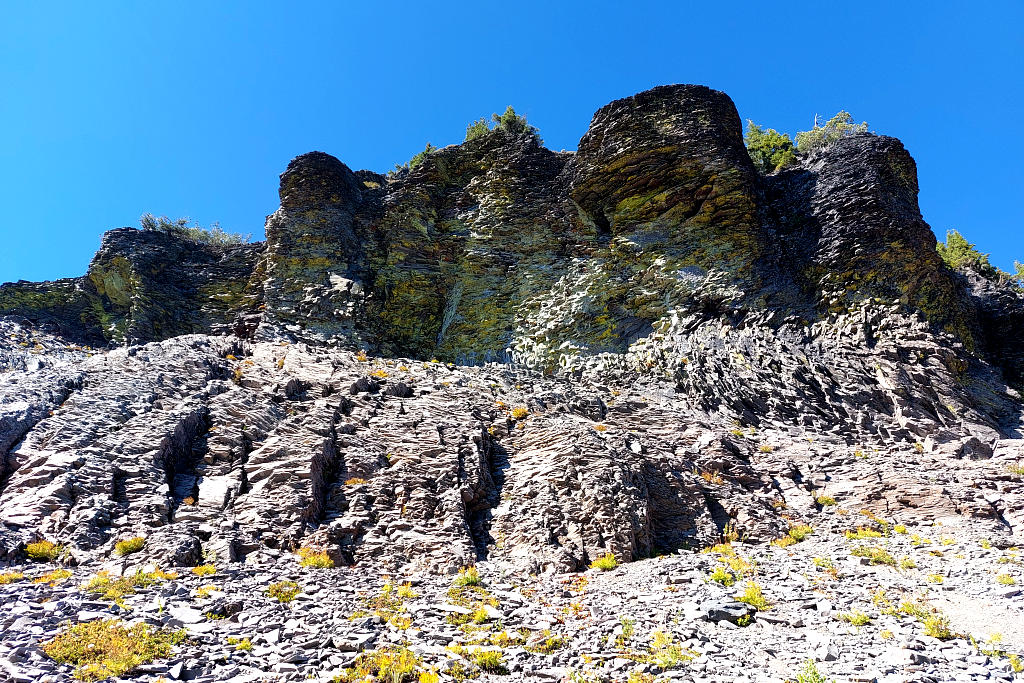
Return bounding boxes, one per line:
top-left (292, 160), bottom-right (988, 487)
top-left (1, 84), bottom-right (1022, 577)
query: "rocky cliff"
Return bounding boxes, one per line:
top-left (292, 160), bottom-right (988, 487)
top-left (1, 84), bottom-right (1023, 682)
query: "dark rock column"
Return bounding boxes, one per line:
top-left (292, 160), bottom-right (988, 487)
top-left (256, 151), bottom-right (370, 343)
top-left (570, 84), bottom-right (764, 282)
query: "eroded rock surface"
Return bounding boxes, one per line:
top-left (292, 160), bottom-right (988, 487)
top-left (1, 82), bottom-right (1023, 682)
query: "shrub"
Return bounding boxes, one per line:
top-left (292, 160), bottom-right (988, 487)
top-left (140, 213), bottom-right (249, 246)
top-left (795, 659), bottom-right (832, 683)
top-left (744, 120), bottom-right (797, 174)
top-left (937, 229), bottom-right (992, 274)
top-left (196, 585), bottom-right (217, 599)
top-left (922, 613), bottom-right (954, 639)
top-left (845, 527), bottom-right (882, 539)
top-left (335, 646), bottom-right (422, 683)
top-left (816, 495), bottom-right (837, 506)
top-left (850, 545), bottom-right (896, 566)
top-left (464, 117), bottom-right (490, 142)
top-left (510, 406), bottom-right (529, 420)
top-left (26, 540), bottom-right (62, 563)
top-left (395, 143), bottom-right (437, 172)
top-left (34, 569), bottom-right (73, 586)
top-left (84, 569), bottom-right (178, 603)
top-left (227, 636), bottom-right (252, 652)
top-left (935, 230), bottom-right (1023, 288)
top-left (788, 524), bottom-right (814, 542)
top-left (114, 537), bottom-right (145, 556)
top-left (996, 573), bottom-right (1016, 585)
top-left (453, 567), bottom-right (482, 587)
top-left (771, 535), bottom-right (797, 549)
top-left (0, 571), bottom-right (26, 584)
top-left (266, 580), bottom-right (300, 603)
top-left (709, 566), bottom-right (735, 586)
top-left (525, 630), bottom-right (565, 654)
top-left (41, 619), bottom-right (185, 682)
top-left (471, 648), bottom-right (507, 674)
top-left (649, 630), bottom-right (693, 669)
top-left (345, 477), bottom-right (368, 485)
top-left (192, 564), bottom-right (216, 576)
top-left (298, 547), bottom-right (335, 569)
top-left (735, 581), bottom-right (771, 611)
top-left (590, 553), bottom-right (618, 571)
top-left (839, 611), bottom-right (870, 626)
top-left (794, 111), bottom-right (868, 154)
top-left (492, 106), bottom-right (541, 142)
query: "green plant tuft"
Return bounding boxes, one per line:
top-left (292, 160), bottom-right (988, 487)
top-left (114, 537), bottom-right (145, 556)
top-left (41, 619), bottom-right (185, 681)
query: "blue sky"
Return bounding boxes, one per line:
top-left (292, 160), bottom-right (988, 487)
top-left (1, 1), bottom-right (1021, 282)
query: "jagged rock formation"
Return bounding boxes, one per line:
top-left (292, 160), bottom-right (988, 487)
top-left (1, 83), bottom-right (1023, 577)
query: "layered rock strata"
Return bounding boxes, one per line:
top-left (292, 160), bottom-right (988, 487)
top-left (1, 83), bottom-right (1022, 573)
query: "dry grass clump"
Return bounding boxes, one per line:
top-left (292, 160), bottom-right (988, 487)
top-left (334, 645), bottom-right (422, 683)
top-left (453, 566), bottom-right (482, 586)
top-left (83, 569), bottom-right (178, 602)
top-left (266, 580), bottom-right (301, 603)
top-left (298, 547), bottom-right (335, 569)
top-left (850, 545), bottom-right (896, 566)
top-left (26, 540), bottom-right (62, 563)
top-left (0, 570), bottom-right (26, 584)
top-left (735, 581), bottom-right (772, 611)
top-left (34, 569), bottom-right (73, 586)
top-left (41, 619), bottom-right (185, 681)
top-left (525, 630), bottom-right (565, 654)
top-left (589, 553), bottom-right (618, 571)
top-left (114, 537), bottom-right (145, 556)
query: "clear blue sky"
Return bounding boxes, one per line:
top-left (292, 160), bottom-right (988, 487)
top-left (2, 1), bottom-right (1021, 283)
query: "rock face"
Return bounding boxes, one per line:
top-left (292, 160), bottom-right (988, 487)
top-left (0, 83), bottom-right (1022, 578)
top-left (0, 228), bottom-right (262, 344)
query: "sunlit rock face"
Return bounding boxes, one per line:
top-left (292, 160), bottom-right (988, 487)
top-left (1, 84), bottom-right (1022, 576)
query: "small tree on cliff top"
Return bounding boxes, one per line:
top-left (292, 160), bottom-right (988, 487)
top-left (794, 111), bottom-right (869, 154)
top-left (140, 213), bottom-right (249, 246)
top-left (936, 229), bottom-right (1024, 289)
top-left (744, 120), bottom-right (797, 174)
top-left (463, 106), bottom-right (542, 144)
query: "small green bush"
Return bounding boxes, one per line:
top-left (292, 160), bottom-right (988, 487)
top-left (744, 120), bottom-right (797, 174)
top-left (298, 547), bottom-right (335, 569)
top-left (42, 619), bottom-right (185, 681)
top-left (453, 566), bottom-right (482, 586)
top-left (735, 581), bottom-right (772, 611)
top-left (26, 540), bottom-right (62, 563)
top-left (839, 611), bottom-right (870, 626)
top-left (140, 213), bottom-right (249, 246)
top-left (0, 571), bottom-right (26, 584)
top-left (471, 648), bottom-right (507, 674)
top-left (267, 580), bottom-right (301, 603)
top-left (589, 553), bottom-right (618, 571)
top-left (492, 105), bottom-right (540, 141)
top-left (84, 568), bottom-right (178, 603)
top-left (794, 111), bottom-right (868, 154)
top-left (394, 143), bottom-right (437, 173)
top-left (795, 659), bottom-right (833, 683)
top-left (709, 566), bottom-right (735, 586)
top-left (114, 537), bottom-right (145, 556)
top-left (850, 545), bottom-right (896, 566)
top-left (464, 117), bottom-right (490, 142)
